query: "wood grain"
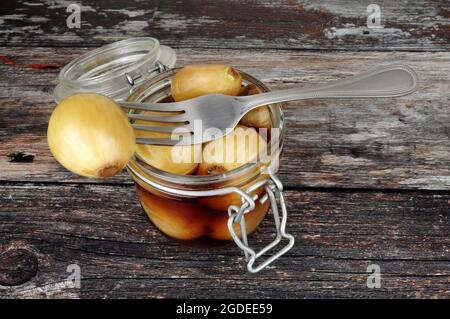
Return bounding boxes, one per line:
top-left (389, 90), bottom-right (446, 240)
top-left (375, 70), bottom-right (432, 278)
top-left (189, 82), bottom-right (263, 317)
top-left (0, 183), bottom-right (448, 298)
top-left (1, 47), bottom-right (449, 189)
top-left (1, 0), bottom-right (449, 299)
top-left (1, 0), bottom-right (449, 51)
top-left (0, 248), bottom-right (38, 286)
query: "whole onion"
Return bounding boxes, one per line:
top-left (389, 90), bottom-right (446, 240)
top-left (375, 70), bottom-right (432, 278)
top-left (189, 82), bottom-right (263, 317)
top-left (47, 93), bottom-right (135, 178)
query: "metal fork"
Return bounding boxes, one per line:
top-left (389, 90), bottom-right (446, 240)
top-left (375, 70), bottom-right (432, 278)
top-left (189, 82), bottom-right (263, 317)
top-left (121, 64), bottom-right (418, 145)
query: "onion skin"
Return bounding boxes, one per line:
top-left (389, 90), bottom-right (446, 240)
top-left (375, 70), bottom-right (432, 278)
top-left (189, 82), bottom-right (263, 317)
top-left (238, 84), bottom-right (272, 129)
top-left (197, 125), bottom-right (267, 175)
top-left (47, 93), bottom-right (135, 178)
top-left (134, 124), bottom-right (200, 175)
top-left (137, 185), bottom-right (211, 240)
top-left (196, 125), bottom-right (268, 211)
top-left (171, 64), bottom-right (242, 101)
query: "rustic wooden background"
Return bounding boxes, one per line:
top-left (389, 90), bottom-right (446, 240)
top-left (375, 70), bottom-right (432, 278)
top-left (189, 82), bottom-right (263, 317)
top-left (0, 0), bottom-right (449, 298)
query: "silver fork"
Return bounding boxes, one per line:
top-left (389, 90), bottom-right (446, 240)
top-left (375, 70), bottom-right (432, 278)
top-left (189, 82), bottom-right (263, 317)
top-left (121, 64), bottom-right (418, 145)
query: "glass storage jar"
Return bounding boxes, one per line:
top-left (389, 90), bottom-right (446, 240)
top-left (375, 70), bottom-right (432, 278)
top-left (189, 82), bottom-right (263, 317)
top-left (53, 38), bottom-right (294, 272)
top-left (126, 68), bottom-right (294, 273)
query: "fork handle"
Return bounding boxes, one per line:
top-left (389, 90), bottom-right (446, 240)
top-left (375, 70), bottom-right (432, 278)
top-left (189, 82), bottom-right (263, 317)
top-left (238, 64), bottom-right (418, 113)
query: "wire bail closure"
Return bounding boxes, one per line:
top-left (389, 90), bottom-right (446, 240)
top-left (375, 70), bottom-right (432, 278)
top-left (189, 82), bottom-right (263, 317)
top-left (227, 173), bottom-right (295, 273)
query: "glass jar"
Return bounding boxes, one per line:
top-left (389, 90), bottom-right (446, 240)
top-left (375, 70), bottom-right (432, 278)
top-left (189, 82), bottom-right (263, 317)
top-left (126, 68), bottom-right (295, 273)
top-left (53, 38), bottom-right (294, 272)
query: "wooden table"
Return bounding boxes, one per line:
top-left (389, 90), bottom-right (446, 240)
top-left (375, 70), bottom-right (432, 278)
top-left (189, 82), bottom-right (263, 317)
top-left (0, 0), bottom-right (449, 298)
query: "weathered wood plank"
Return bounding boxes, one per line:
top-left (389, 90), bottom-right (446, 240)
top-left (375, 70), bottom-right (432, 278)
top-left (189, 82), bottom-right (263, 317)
top-left (0, 184), bottom-right (448, 298)
top-left (1, 47), bottom-right (449, 189)
top-left (1, 0), bottom-right (449, 51)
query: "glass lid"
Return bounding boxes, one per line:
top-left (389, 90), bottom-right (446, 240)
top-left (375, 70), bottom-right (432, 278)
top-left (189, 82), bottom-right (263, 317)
top-left (53, 37), bottom-right (176, 103)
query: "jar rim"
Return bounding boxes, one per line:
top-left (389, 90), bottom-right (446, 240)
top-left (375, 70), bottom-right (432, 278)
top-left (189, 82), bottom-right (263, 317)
top-left (53, 37), bottom-right (176, 103)
top-left (127, 68), bottom-right (285, 191)
top-left (58, 37), bottom-right (160, 83)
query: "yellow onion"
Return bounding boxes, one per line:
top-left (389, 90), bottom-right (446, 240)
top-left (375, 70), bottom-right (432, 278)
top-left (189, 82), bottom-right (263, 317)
top-left (47, 93), bottom-right (135, 178)
top-left (196, 125), bottom-right (268, 211)
top-left (238, 84), bottom-right (272, 129)
top-left (171, 64), bottom-right (242, 101)
top-left (133, 114), bottom-right (200, 175)
top-left (134, 128), bottom-right (201, 175)
top-left (137, 185), bottom-right (211, 240)
top-left (197, 125), bottom-right (267, 175)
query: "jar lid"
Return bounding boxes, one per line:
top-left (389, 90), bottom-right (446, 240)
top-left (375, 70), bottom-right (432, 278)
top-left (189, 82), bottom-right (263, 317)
top-left (53, 37), bottom-right (176, 103)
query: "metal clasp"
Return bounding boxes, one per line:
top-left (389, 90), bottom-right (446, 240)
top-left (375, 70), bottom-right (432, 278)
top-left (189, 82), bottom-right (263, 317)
top-left (227, 173), bottom-right (295, 273)
top-left (125, 60), bottom-right (168, 87)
